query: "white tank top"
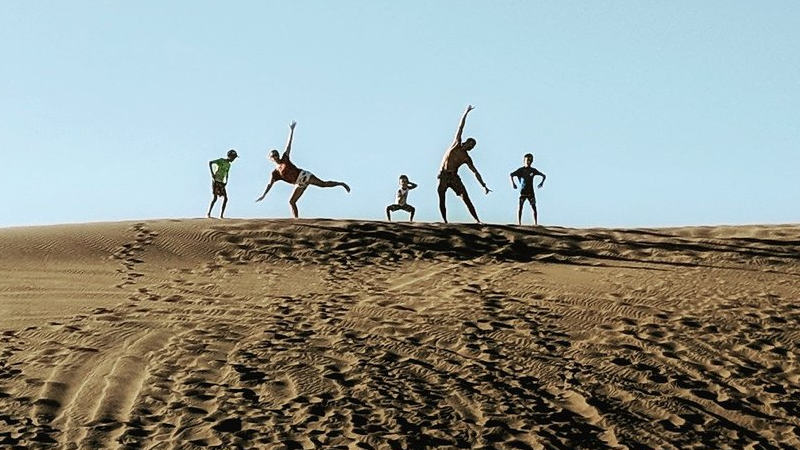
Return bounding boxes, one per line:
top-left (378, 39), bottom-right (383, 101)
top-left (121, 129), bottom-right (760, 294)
top-left (396, 187), bottom-right (409, 206)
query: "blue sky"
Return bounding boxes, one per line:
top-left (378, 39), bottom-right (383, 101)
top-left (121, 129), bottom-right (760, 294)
top-left (2, 2), bottom-right (798, 228)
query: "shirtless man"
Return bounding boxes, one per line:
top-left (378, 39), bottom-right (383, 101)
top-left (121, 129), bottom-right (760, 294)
top-left (437, 105), bottom-right (491, 223)
top-left (255, 121), bottom-right (350, 218)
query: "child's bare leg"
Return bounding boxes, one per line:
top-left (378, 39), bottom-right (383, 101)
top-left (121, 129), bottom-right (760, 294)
top-left (220, 195), bottom-right (228, 219)
top-left (207, 196), bottom-right (217, 218)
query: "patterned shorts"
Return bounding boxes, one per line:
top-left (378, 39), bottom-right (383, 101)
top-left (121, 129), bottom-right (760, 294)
top-left (212, 181), bottom-right (227, 196)
top-left (295, 170), bottom-right (313, 188)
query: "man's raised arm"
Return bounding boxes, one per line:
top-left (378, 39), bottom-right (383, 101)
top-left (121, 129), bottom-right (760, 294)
top-left (282, 121), bottom-right (297, 159)
top-left (453, 105), bottom-right (475, 145)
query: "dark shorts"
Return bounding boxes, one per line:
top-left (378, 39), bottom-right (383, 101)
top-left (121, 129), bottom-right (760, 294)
top-left (438, 171), bottom-right (466, 196)
top-left (520, 194), bottom-right (536, 204)
top-left (387, 203), bottom-right (414, 212)
top-left (212, 181), bottom-right (227, 196)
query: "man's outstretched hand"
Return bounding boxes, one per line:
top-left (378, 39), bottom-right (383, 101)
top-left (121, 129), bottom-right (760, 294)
top-left (538, 182), bottom-right (545, 189)
top-left (484, 186), bottom-right (492, 195)
top-left (255, 195), bottom-right (265, 202)
top-left (289, 121), bottom-right (297, 130)
top-left (467, 105), bottom-right (475, 112)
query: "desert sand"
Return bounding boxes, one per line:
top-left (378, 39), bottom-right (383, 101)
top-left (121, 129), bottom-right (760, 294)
top-left (0, 219), bottom-right (798, 449)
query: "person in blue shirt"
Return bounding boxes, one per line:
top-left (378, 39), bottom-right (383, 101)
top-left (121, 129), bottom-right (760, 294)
top-left (510, 153), bottom-right (546, 225)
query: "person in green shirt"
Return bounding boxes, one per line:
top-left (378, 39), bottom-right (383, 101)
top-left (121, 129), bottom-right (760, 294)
top-left (207, 149), bottom-right (238, 218)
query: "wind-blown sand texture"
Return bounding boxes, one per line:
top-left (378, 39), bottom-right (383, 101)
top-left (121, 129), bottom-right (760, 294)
top-left (0, 219), bottom-right (798, 449)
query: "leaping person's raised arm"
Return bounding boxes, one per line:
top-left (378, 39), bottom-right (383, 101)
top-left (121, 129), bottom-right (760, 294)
top-left (282, 121), bottom-right (297, 160)
top-left (453, 105), bottom-right (475, 145)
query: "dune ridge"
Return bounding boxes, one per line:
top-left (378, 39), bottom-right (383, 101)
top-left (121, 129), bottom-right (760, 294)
top-left (1, 219), bottom-right (799, 448)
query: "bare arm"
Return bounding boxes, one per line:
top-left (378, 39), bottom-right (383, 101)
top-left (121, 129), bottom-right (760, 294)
top-left (407, 181), bottom-right (418, 190)
top-left (510, 173), bottom-right (518, 189)
top-left (537, 171), bottom-right (546, 189)
top-left (467, 158), bottom-right (491, 194)
top-left (256, 172), bottom-right (279, 202)
top-left (452, 105), bottom-right (475, 145)
top-left (209, 161), bottom-right (216, 178)
top-left (282, 121), bottom-right (297, 160)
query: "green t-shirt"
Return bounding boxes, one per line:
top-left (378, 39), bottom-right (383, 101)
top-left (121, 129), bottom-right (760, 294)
top-left (212, 158), bottom-right (231, 183)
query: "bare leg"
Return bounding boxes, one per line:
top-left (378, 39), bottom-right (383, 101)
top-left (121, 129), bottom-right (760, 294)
top-left (438, 189), bottom-right (448, 224)
top-left (530, 198), bottom-right (538, 225)
top-left (289, 185), bottom-right (307, 218)
top-left (517, 197), bottom-right (525, 225)
top-left (308, 175), bottom-right (350, 192)
top-left (460, 191), bottom-right (481, 223)
top-left (408, 205), bottom-right (415, 222)
top-left (386, 206), bottom-right (392, 221)
top-left (220, 195), bottom-right (228, 219)
top-left (207, 195), bottom-right (217, 218)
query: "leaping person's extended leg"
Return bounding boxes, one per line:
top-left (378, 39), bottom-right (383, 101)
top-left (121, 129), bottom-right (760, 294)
top-left (308, 175), bottom-right (350, 192)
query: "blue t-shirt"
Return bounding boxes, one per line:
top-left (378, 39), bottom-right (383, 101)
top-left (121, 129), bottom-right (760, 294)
top-left (511, 166), bottom-right (543, 196)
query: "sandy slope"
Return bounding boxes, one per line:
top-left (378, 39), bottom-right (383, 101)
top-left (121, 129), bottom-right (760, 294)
top-left (0, 219), bottom-right (799, 449)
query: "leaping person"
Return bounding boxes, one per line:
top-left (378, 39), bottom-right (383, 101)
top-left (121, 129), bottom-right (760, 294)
top-left (437, 105), bottom-right (491, 223)
top-left (256, 121), bottom-right (350, 218)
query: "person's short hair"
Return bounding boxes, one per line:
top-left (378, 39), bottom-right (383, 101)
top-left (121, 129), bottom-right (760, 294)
top-left (399, 174), bottom-right (408, 181)
top-left (269, 149), bottom-right (280, 158)
top-left (524, 153), bottom-right (533, 160)
top-left (227, 149), bottom-right (238, 158)
top-left (464, 137), bottom-right (476, 148)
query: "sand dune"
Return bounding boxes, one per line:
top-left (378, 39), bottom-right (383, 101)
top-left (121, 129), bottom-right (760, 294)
top-left (0, 219), bottom-right (799, 448)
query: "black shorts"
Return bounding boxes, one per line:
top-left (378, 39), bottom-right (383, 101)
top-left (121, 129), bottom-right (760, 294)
top-left (438, 171), bottom-right (466, 196)
top-left (387, 203), bottom-right (414, 213)
top-left (519, 194), bottom-right (535, 204)
top-left (212, 181), bottom-right (227, 196)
